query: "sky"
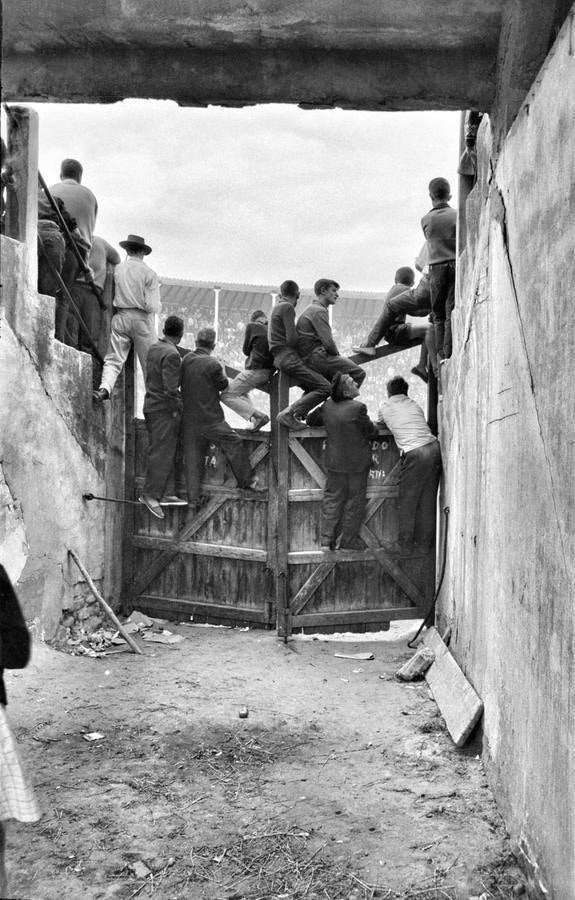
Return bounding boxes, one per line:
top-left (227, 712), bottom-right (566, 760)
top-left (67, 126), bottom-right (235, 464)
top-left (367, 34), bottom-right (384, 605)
top-left (19, 100), bottom-right (460, 292)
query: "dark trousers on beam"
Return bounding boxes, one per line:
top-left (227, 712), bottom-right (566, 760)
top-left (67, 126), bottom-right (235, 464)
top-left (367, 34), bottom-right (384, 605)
top-left (143, 409), bottom-right (181, 500)
top-left (273, 348), bottom-right (331, 418)
top-left (305, 348), bottom-right (366, 387)
top-left (429, 261), bottom-right (455, 359)
top-left (398, 440), bottom-right (442, 549)
top-left (182, 420), bottom-right (253, 502)
top-left (321, 468), bottom-right (369, 548)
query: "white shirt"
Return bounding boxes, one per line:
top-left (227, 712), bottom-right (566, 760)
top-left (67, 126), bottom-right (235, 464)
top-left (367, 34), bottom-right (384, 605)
top-left (49, 178), bottom-right (98, 247)
top-left (114, 256), bottom-right (161, 313)
top-left (378, 394), bottom-right (437, 454)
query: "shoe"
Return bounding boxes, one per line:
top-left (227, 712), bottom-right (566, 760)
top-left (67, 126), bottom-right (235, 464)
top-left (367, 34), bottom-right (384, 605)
top-left (92, 387), bottom-right (110, 402)
top-left (276, 409), bottom-right (306, 431)
top-left (250, 411), bottom-right (270, 433)
top-left (247, 476), bottom-right (265, 492)
top-left (139, 495), bottom-right (165, 519)
top-left (160, 495), bottom-right (188, 506)
top-left (411, 365), bottom-right (428, 383)
top-left (352, 345), bottom-right (376, 357)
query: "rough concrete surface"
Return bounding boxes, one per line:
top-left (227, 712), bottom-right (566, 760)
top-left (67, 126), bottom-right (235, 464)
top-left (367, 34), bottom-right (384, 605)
top-left (438, 13), bottom-right (575, 898)
top-left (6, 625), bottom-right (526, 899)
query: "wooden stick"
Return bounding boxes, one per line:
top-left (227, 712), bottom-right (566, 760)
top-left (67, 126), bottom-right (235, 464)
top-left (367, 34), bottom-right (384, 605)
top-left (68, 549), bottom-right (143, 655)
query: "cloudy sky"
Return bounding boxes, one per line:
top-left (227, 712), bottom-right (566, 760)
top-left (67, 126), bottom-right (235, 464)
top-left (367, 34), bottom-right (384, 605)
top-left (23, 100), bottom-right (459, 292)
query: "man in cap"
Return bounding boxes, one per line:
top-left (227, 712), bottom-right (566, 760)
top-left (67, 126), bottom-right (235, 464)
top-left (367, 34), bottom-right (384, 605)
top-left (180, 326), bottom-right (262, 511)
top-left (93, 234), bottom-right (161, 402)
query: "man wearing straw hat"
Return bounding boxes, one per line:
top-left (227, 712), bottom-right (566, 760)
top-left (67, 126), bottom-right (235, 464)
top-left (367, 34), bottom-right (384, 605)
top-left (93, 233), bottom-right (161, 402)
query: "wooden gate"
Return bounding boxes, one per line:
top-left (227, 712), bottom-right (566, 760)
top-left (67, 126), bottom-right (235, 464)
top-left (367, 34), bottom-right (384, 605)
top-left (123, 352), bottom-right (435, 633)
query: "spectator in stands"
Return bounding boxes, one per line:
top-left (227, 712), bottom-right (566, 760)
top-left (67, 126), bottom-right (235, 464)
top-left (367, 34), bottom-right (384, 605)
top-left (421, 177), bottom-right (457, 360)
top-left (180, 327), bottom-right (262, 512)
top-left (67, 236), bottom-right (120, 354)
top-left (93, 234), bottom-right (161, 403)
top-left (220, 309), bottom-right (272, 431)
top-left (378, 376), bottom-right (442, 555)
top-left (309, 373), bottom-right (379, 551)
top-left (297, 279), bottom-right (366, 388)
top-left (0, 566), bottom-right (41, 899)
top-left (352, 266), bottom-right (431, 362)
top-left (140, 316), bottom-right (188, 519)
top-left (269, 280), bottom-right (331, 431)
top-left (49, 158), bottom-right (98, 250)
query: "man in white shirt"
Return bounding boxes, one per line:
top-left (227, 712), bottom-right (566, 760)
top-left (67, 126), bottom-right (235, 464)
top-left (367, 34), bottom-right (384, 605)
top-left (378, 376), bottom-right (442, 554)
top-left (49, 158), bottom-right (98, 248)
top-left (93, 234), bottom-right (161, 402)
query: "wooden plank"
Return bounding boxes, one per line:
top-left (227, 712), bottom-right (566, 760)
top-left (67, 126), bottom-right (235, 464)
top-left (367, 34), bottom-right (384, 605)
top-left (291, 606), bottom-right (426, 628)
top-left (288, 486), bottom-right (397, 503)
top-left (292, 562), bottom-right (337, 615)
top-left (288, 488), bottom-right (324, 502)
top-left (137, 595), bottom-right (269, 624)
top-left (132, 535), bottom-right (267, 562)
top-left (360, 524), bottom-right (426, 607)
top-left (275, 371), bottom-right (290, 635)
top-left (288, 438), bottom-right (326, 488)
top-left (423, 627), bottom-right (484, 747)
top-left (131, 495), bottom-right (228, 599)
top-left (249, 440), bottom-right (269, 469)
top-left (348, 339), bottom-right (420, 366)
top-left (288, 549), bottom-right (372, 564)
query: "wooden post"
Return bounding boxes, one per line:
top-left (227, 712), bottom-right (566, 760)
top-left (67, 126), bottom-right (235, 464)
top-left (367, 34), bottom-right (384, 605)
top-left (274, 372), bottom-right (291, 638)
top-left (120, 348), bottom-right (137, 614)
top-left (4, 104), bottom-right (39, 285)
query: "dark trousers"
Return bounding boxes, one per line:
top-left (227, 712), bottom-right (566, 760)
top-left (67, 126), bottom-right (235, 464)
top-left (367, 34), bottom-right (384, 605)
top-left (305, 348), bottom-right (366, 387)
top-left (144, 409), bottom-right (181, 499)
top-left (366, 283), bottom-right (431, 347)
top-left (65, 282), bottom-right (103, 352)
top-left (398, 440), bottom-right (442, 548)
top-left (182, 420), bottom-right (253, 501)
top-left (321, 468), bottom-right (369, 547)
top-left (273, 348), bottom-right (331, 417)
top-left (429, 261), bottom-right (455, 359)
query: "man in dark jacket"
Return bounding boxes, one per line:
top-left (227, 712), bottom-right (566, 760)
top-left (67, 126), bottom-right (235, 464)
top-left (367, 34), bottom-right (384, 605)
top-left (140, 315), bottom-right (187, 519)
top-left (220, 309), bottom-right (272, 431)
top-left (310, 373), bottom-right (379, 551)
top-left (352, 266), bottom-right (431, 360)
top-left (181, 327), bottom-right (261, 507)
top-left (269, 280), bottom-right (331, 431)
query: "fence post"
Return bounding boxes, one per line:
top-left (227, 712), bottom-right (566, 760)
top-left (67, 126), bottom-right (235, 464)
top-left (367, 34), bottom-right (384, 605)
top-left (4, 105), bottom-right (39, 287)
top-left (272, 372), bottom-right (291, 638)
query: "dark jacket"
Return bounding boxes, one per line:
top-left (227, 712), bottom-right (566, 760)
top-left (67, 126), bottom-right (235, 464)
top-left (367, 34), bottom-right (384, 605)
top-left (268, 300), bottom-right (299, 354)
top-left (296, 301), bottom-right (339, 357)
top-left (243, 321), bottom-right (274, 370)
top-left (180, 347), bottom-right (228, 428)
top-left (0, 565), bottom-right (31, 706)
top-left (143, 338), bottom-right (182, 415)
top-left (315, 398), bottom-right (379, 472)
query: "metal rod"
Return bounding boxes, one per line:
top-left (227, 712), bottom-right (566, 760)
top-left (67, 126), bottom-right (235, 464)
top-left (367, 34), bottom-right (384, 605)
top-left (67, 549), bottom-right (143, 655)
top-left (83, 492), bottom-right (141, 506)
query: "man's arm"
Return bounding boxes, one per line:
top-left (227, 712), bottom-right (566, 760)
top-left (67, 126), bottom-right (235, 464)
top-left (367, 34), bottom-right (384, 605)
top-left (161, 352), bottom-right (183, 412)
top-left (242, 324), bottom-right (253, 358)
top-left (281, 304), bottom-right (299, 348)
top-left (104, 240), bottom-right (121, 267)
top-left (357, 404), bottom-right (379, 440)
top-left (211, 359), bottom-right (229, 394)
top-left (144, 270), bottom-right (161, 313)
top-left (312, 307), bottom-right (338, 355)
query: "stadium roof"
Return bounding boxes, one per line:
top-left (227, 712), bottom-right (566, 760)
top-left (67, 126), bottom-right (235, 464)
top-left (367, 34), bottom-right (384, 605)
top-left (160, 277), bottom-right (386, 318)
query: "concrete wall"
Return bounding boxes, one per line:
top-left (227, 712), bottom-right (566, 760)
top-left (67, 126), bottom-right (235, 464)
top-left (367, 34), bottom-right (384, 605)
top-left (438, 15), bottom-right (575, 898)
top-left (0, 120), bottom-right (125, 637)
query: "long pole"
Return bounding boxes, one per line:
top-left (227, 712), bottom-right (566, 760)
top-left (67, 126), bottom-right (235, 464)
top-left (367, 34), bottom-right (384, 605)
top-left (68, 549), bottom-right (143, 655)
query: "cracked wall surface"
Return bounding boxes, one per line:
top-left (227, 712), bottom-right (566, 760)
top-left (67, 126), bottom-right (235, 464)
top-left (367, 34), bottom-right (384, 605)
top-left (438, 15), bottom-right (575, 897)
top-left (0, 230), bottom-right (125, 638)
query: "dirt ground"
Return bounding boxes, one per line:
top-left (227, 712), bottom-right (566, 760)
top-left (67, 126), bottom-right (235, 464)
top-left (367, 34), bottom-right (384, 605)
top-left (6, 620), bottom-right (525, 900)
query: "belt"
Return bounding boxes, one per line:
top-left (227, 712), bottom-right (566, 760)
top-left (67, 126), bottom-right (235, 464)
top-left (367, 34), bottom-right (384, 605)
top-left (400, 437), bottom-right (438, 456)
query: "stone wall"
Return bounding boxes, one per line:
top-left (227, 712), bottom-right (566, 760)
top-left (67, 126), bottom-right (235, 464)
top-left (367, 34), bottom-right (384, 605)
top-left (0, 117), bottom-right (125, 637)
top-left (438, 16), bottom-right (575, 897)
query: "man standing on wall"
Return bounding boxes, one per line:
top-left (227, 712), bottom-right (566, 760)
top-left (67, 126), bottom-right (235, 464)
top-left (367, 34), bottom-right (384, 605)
top-left (49, 158), bottom-right (98, 249)
top-left (378, 376), bottom-right (442, 555)
top-left (269, 280), bottom-right (331, 430)
top-left (140, 315), bottom-right (188, 520)
top-left (93, 234), bottom-right (160, 402)
top-left (421, 177), bottom-right (457, 360)
top-left (67, 235), bottom-right (121, 356)
top-left (297, 279), bottom-right (366, 387)
top-left (220, 309), bottom-right (272, 431)
top-left (180, 327), bottom-right (262, 512)
top-left (308, 373), bottom-right (379, 551)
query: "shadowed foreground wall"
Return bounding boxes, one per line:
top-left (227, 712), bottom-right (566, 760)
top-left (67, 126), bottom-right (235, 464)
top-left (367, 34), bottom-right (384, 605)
top-left (0, 143), bottom-right (125, 636)
top-left (438, 16), bottom-right (575, 897)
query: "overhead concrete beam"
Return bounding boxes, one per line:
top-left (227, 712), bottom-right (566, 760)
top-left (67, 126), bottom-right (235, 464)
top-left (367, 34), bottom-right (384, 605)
top-left (2, 0), bottom-right (504, 110)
